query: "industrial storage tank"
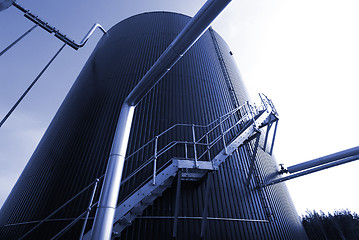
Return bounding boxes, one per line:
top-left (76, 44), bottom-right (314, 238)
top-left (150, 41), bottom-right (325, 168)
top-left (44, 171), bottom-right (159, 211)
top-left (0, 12), bottom-right (307, 239)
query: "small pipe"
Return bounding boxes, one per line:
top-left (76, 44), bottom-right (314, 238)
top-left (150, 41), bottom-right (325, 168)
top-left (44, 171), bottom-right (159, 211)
top-left (0, 43), bottom-right (66, 128)
top-left (153, 136), bottom-right (158, 185)
top-left (79, 179), bottom-right (99, 240)
top-left (263, 154), bottom-right (359, 187)
top-left (76, 23), bottom-right (107, 48)
top-left (287, 146), bottom-right (359, 173)
top-left (0, 25), bottom-right (37, 57)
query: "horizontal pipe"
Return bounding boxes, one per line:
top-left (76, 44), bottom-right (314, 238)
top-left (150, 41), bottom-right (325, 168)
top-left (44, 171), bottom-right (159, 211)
top-left (263, 154), bottom-right (359, 187)
top-left (12, 2), bottom-right (106, 50)
top-left (137, 216), bottom-right (269, 223)
top-left (287, 146), bottom-right (359, 173)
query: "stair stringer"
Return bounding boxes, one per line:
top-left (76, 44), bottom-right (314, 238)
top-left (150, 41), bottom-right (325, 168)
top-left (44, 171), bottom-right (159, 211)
top-left (212, 109), bottom-right (272, 168)
top-left (83, 109), bottom-right (276, 239)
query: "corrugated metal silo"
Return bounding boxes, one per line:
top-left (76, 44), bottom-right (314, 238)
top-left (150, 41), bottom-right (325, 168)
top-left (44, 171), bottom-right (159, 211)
top-left (0, 12), bottom-right (307, 239)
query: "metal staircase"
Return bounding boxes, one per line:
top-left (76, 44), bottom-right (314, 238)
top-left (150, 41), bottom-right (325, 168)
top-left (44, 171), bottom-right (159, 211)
top-left (82, 93), bottom-right (278, 239)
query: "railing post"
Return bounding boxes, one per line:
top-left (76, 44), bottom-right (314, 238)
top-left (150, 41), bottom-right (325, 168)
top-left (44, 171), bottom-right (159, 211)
top-left (247, 101), bottom-right (257, 129)
top-left (206, 134), bottom-right (211, 161)
top-left (79, 179), bottom-right (99, 240)
top-left (185, 141), bottom-right (188, 159)
top-left (192, 124), bottom-right (199, 168)
top-left (219, 117), bottom-right (228, 155)
top-left (153, 136), bottom-right (158, 185)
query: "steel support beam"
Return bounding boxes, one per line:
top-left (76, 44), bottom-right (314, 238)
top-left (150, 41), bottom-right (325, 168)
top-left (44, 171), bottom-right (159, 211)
top-left (246, 133), bottom-right (261, 187)
top-left (200, 172), bottom-right (213, 239)
top-left (262, 122), bottom-right (272, 152)
top-left (269, 120), bottom-right (278, 155)
top-left (172, 170), bottom-right (182, 239)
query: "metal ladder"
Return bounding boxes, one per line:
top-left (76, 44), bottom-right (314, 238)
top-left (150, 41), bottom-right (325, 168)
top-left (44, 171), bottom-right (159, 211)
top-left (83, 94), bottom-right (278, 239)
top-left (209, 27), bottom-right (239, 108)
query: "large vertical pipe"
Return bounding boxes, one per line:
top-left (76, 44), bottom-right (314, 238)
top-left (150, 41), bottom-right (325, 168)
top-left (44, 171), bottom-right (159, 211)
top-left (91, 104), bottom-right (135, 239)
top-left (91, 0), bottom-right (232, 239)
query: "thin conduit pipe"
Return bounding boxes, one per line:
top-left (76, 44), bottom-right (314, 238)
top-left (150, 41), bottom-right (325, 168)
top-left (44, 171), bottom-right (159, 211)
top-left (0, 43), bottom-right (66, 128)
top-left (0, 24), bottom-right (38, 56)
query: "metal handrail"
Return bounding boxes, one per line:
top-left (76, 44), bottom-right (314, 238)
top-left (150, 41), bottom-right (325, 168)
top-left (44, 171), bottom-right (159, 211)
top-left (122, 96), bottom-right (273, 180)
top-left (113, 97), bottom-right (273, 207)
top-left (32, 94), bottom-right (274, 238)
top-left (120, 96), bottom-right (274, 188)
top-left (18, 178), bottom-right (100, 239)
top-left (50, 200), bottom-right (99, 240)
top-left (125, 102), bottom-right (249, 159)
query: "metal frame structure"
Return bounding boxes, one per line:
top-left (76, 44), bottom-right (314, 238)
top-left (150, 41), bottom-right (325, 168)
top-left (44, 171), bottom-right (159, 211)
top-left (9, 2), bottom-right (107, 50)
top-left (83, 95), bottom-right (278, 239)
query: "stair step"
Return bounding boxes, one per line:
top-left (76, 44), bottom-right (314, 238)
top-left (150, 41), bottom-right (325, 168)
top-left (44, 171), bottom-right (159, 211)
top-left (151, 188), bottom-right (164, 196)
top-left (181, 170), bottom-right (208, 181)
top-left (130, 203), bottom-right (147, 215)
top-left (118, 216), bottom-right (132, 226)
top-left (141, 194), bottom-right (156, 205)
top-left (174, 159), bottom-right (215, 170)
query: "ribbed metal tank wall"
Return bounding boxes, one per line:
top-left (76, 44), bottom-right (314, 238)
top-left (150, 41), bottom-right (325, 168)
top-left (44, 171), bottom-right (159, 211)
top-left (0, 12), bottom-right (307, 239)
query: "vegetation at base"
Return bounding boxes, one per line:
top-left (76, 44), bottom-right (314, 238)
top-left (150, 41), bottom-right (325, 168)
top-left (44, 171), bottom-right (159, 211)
top-left (302, 210), bottom-right (359, 240)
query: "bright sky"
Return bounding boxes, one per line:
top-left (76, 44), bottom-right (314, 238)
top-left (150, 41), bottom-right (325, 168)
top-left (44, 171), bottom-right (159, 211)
top-left (0, 0), bottom-right (358, 217)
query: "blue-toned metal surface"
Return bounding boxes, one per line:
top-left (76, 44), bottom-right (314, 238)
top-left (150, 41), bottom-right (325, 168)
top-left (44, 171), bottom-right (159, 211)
top-left (0, 12), bottom-right (307, 239)
top-left (0, 0), bottom-right (14, 11)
